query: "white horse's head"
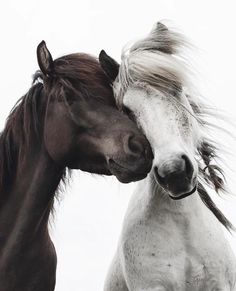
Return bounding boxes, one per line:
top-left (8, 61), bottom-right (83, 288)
top-left (99, 22), bottom-right (227, 202)
top-left (122, 86), bottom-right (199, 199)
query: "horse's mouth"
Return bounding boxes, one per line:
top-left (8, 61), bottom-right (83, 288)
top-left (169, 184), bottom-right (197, 200)
top-left (108, 159), bottom-right (148, 183)
top-left (153, 170), bottom-right (197, 200)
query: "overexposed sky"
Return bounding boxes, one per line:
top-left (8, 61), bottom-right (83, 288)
top-left (1, 1), bottom-right (236, 290)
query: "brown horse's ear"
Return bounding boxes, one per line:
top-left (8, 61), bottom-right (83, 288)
top-left (37, 41), bottom-right (54, 76)
top-left (99, 50), bottom-right (120, 82)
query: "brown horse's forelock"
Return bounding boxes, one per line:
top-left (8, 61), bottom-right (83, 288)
top-left (47, 54), bottom-right (113, 101)
top-left (0, 53), bottom-right (113, 200)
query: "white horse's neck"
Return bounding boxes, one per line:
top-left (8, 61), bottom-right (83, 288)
top-left (125, 173), bottom-right (227, 243)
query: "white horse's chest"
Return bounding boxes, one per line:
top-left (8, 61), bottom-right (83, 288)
top-left (121, 188), bottom-right (236, 291)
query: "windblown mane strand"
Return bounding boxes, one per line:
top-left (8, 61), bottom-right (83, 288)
top-left (115, 23), bottom-right (234, 231)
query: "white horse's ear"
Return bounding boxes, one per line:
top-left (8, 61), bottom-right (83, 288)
top-left (148, 22), bottom-right (176, 54)
top-left (156, 22), bottom-right (168, 32)
top-left (37, 41), bottom-right (54, 76)
top-left (99, 50), bottom-right (120, 82)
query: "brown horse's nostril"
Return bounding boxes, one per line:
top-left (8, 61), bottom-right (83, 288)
top-left (125, 135), bottom-right (144, 156)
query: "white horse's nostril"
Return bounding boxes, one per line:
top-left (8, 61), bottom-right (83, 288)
top-left (157, 158), bottom-right (185, 178)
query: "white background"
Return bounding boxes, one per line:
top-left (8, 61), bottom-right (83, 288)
top-left (1, 1), bottom-right (236, 290)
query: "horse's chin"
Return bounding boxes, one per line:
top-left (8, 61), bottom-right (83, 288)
top-left (153, 173), bottom-right (197, 200)
top-left (108, 159), bottom-right (148, 183)
top-left (115, 172), bottom-right (148, 184)
top-left (168, 185), bottom-right (197, 200)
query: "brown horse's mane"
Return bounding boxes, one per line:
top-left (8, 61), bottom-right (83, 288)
top-left (0, 82), bottom-right (44, 198)
top-left (0, 53), bottom-right (113, 201)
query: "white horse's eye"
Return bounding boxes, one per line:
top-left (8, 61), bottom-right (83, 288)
top-left (122, 105), bottom-right (131, 114)
top-left (122, 106), bottom-right (135, 120)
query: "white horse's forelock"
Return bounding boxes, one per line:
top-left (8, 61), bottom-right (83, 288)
top-left (115, 22), bottom-right (194, 107)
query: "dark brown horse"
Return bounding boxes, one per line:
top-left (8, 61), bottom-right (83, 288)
top-left (0, 41), bottom-right (153, 291)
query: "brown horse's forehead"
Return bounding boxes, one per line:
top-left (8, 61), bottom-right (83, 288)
top-left (51, 55), bottom-right (116, 105)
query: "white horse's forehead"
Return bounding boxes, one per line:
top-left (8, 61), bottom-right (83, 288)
top-left (122, 86), bottom-right (163, 117)
top-left (123, 86), bottom-right (180, 117)
top-left (122, 85), bottom-right (199, 152)
top-left (123, 86), bottom-right (179, 139)
top-left (123, 86), bottom-right (150, 107)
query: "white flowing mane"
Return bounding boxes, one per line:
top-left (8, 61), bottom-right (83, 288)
top-left (115, 23), bottom-right (192, 106)
top-left (114, 22), bottom-right (234, 231)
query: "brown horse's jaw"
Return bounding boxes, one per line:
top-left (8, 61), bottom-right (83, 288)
top-left (108, 159), bottom-right (149, 183)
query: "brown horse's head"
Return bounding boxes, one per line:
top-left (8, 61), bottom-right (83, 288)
top-left (36, 41), bottom-right (153, 183)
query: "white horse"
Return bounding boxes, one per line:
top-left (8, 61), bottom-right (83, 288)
top-left (99, 23), bottom-right (236, 291)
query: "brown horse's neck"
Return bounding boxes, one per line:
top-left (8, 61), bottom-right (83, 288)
top-left (0, 143), bottom-right (63, 263)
